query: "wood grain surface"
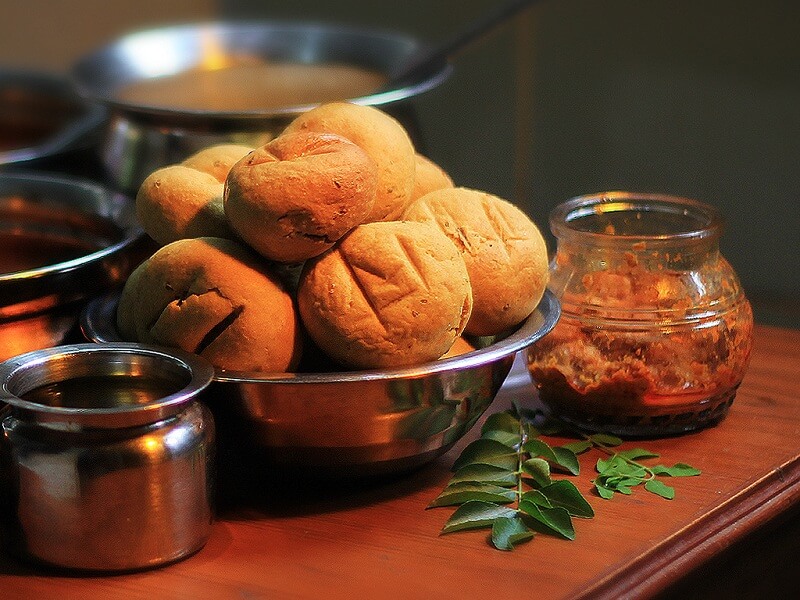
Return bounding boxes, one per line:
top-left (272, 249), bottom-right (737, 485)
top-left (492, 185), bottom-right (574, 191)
top-left (1, 324), bottom-right (798, 599)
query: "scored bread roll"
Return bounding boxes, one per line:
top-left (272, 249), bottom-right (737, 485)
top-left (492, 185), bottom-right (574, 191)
top-left (117, 237), bottom-right (301, 372)
top-left (403, 187), bottom-right (549, 336)
top-left (224, 131), bottom-right (378, 263)
top-left (283, 102), bottom-right (416, 222)
top-left (297, 221), bottom-right (473, 369)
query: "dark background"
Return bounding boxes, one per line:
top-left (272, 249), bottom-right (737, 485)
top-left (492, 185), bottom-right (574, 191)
top-left (3, 0), bottom-right (799, 327)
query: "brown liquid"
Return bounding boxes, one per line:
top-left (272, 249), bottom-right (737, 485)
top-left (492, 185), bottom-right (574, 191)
top-left (0, 231), bottom-right (99, 273)
top-left (22, 375), bottom-right (184, 409)
top-left (115, 62), bottom-right (388, 112)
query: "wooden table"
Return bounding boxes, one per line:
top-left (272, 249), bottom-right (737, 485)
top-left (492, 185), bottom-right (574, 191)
top-left (2, 324), bottom-right (799, 599)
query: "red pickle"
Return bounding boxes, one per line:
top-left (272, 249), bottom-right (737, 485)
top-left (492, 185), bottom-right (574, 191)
top-left (526, 193), bottom-right (753, 436)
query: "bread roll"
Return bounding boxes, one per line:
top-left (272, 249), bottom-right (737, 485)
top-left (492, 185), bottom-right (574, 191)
top-left (297, 221), bottom-right (472, 369)
top-left (283, 102), bottom-right (416, 222)
top-left (182, 144), bottom-right (254, 183)
top-left (439, 336), bottom-right (476, 359)
top-left (403, 187), bottom-right (549, 336)
top-left (117, 237), bottom-right (301, 372)
top-left (224, 131), bottom-right (377, 263)
top-left (412, 153), bottom-right (454, 202)
top-left (134, 144), bottom-right (253, 246)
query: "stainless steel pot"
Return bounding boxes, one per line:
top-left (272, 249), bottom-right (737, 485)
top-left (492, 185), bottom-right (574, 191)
top-left (0, 68), bottom-right (106, 172)
top-left (70, 21), bottom-right (452, 193)
top-left (0, 343), bottom-right (215, 571)
top-left (0, 172), bottom-right (147, 361)
top-left (81, 290), bottom-right (559, 478)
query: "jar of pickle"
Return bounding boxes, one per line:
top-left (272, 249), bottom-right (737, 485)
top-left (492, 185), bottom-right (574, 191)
top-left (526, 192), bottom-right (754, 436)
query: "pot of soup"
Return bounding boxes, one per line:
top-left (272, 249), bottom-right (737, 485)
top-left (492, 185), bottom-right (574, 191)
top-left (70, 21), bottom-right (452, 194)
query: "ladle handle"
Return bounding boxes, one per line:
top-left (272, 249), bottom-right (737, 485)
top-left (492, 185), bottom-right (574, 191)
top-left (389, 0), bottom-right (543, 86)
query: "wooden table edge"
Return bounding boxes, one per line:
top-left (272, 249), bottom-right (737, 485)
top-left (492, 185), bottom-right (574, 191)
top-left (578, 452), bottom-right (800, 598)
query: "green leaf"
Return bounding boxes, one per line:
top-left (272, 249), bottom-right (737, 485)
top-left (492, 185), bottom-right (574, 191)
top-left (521, 489), bottom-right (552, 509)
top-left (645, 479), bottom-right (675, 499)
top-left (589, 433), bottom-right (624, 447)
top-left (481, 412), bottom-right (520, 435)
top-left (560, 440), bottom-right (592, 454)
top-left (518, 501), bottom-right (575, 540)
top-left (491, 516), bottom-right (534, 550)
top-left (523, 438), bottom-right (558, 462)
top-left (594, 482), bottom-right (615, 499)
top-left (449, 463), bottom-right (518, 487)
top-left (539, 480), bottom-right (595, 518)
top-left (651, 463), bottom-right (702, 477)
top-left (441, 501), bottom-right (517, 534)
top-left (452, 438), bottom-right (518, 471)
top-left (522, 457), bottom-right (551, 487)
top-left (482, 430), bottom-right (522, 448)
top-left (428, 482), bottom-right (517, 508)
top-left (596, 456), bottom-right (647, 479)
top-left (552, 446), bottom-right (580, 475)
top-left (618, 448), bottom-right (660, 461)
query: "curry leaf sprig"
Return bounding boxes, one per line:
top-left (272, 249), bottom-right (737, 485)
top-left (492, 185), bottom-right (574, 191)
top-left (565, 432), bottom-right (702, 500)
top-left (430, 405), bottom-right (701, 551)
top-left (428, 406), bottom-right (594, 551)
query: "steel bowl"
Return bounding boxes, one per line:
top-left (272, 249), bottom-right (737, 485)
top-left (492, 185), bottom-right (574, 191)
top-left (70, 20), bottom-right (452, 194)
top-left (81, 290), bottom-right (559, 477)
top-left (0, 68), bottom-right (106, 172)
top-left (0, 172), bottom-right (146, 361)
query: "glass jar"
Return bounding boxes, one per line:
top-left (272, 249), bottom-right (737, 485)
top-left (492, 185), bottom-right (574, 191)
top-left (526, 192), bottom-right (754, 436)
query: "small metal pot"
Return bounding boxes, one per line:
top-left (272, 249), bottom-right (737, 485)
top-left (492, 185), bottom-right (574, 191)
top-left (0, 171), bottom-right (146, 361)
top-left (0, 343), bottom-right (215, 572)
top-left (70, 21), bottom-right (451, 193)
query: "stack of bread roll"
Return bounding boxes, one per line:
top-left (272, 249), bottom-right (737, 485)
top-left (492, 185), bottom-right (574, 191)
top-left (118, 102), bottom-right (549, 372)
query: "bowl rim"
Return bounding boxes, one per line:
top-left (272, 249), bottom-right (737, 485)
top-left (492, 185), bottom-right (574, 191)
top-left (81, 289), bottom-right (560, 384)
top-left (0, 68), bottom-right (107, 166)
top-left (0, 170), bottom-right (143, 287)
top-left (70, 19), bottom-right (453, 121)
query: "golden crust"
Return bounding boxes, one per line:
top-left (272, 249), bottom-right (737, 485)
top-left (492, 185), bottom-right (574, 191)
top-left (181, 144), bottom-right (254, 183)
top-left (403, 187), bottom-right (549, 336)
top-left (297, 221), bottom-right (472, 369)
top-left (136, 165), bottom-right (233, 245)
top-left (439, 336), bottom-right (476, 359)
top-left (116, 237), bottom-right (301, 372)
top-left (283, 102), bottom-right (415, 222)
top-left (135, 144), bottom-right (254, 245)
top-left (412, 153), bottom-right (454, 202)
top-left (224, 131), bottom-right (377, 263)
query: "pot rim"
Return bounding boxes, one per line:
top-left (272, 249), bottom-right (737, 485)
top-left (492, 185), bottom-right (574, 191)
top-left (70, 19), bottom-right (452, 123)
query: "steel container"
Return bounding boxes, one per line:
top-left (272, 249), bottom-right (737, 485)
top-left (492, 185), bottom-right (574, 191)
top-left (81, 290), bottom-right (559, 479)
top-left (70, 20), bottom-right (452, 194)
top-left (0, 171), bottom-right (146, 362)
top-left (0, 343), bottom-right (215, 571)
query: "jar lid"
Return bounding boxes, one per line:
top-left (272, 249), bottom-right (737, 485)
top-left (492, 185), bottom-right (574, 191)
top-left (0, 342), bottom-right (214, 429)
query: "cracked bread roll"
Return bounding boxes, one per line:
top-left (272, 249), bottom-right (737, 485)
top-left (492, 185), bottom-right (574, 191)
top-left (283, 102), bottom-right (416, 222)
top-left (136, 144), bottom-right (253, 245)
top-left (117, 237), bottom-right (301, 372)
top-left (297, 221), bottom-right (472, 369)
top-left (403, 187), bottom-right (549, 336)
top-left (224, 131), bottom-right (378, 263)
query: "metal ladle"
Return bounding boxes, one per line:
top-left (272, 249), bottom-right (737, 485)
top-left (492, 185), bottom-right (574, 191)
top-left (385, 0), bottom-right (543, 89)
